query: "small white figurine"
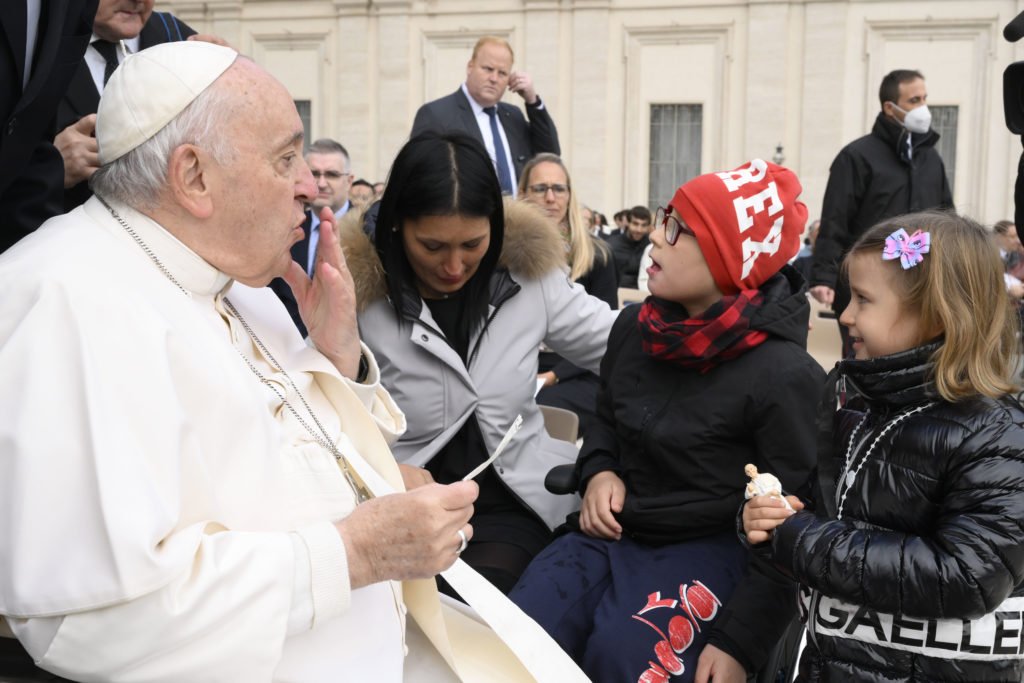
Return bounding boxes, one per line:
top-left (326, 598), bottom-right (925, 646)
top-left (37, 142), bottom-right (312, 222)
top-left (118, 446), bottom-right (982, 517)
top-left (744, 464), bottom-right (794, 511)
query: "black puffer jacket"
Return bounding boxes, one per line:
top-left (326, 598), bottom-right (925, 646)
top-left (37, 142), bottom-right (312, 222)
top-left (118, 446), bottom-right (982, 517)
top-left (575, 266), bottom-right (825, 672)
top-left (769, 344), bottom-right (1024, 682)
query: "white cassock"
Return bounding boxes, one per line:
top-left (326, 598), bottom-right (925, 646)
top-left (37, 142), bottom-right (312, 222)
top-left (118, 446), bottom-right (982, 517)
top-left (0, 196), bottom-right (411, 681)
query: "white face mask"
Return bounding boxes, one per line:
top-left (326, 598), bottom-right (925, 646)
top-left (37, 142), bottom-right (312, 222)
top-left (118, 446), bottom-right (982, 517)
top-left (889, 102), bottom-right (931, 135)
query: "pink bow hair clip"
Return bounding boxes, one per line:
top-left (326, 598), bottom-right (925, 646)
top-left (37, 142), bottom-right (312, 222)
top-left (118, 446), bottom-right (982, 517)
top-left (882, 228), bottom-right (930, 269)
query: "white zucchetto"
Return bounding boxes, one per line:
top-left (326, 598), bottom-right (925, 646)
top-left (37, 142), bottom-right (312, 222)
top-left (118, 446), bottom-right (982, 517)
top-left (96, 41), bottom-right (238, 165)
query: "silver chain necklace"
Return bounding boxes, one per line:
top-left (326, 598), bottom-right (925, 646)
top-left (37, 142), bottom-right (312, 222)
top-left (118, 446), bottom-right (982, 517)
top-left (220, 297), bottom-right (370, 502)
top-left (99, 196), bottom-right (370, 503)
top-left (100, 196), bottom-right (192, 298)
top-left (835, 401), bottom-right (935, 518)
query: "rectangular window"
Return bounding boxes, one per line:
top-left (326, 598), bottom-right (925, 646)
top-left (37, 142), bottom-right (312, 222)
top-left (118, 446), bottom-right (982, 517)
top-left (294, 99), bottom-right (312, 154)
top-left (930, 105), bottom-right (957, 194)
top-left (649, 104), bottom-right (702, 210)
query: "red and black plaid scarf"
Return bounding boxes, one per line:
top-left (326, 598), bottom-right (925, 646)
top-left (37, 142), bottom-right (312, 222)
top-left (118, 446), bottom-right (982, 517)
top-left (637, 291), bottom-right (768, 371)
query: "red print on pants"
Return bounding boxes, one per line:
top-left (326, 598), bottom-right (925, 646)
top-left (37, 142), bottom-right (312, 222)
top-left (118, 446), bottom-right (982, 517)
top-left (632, 581), bottom-right (722, 682)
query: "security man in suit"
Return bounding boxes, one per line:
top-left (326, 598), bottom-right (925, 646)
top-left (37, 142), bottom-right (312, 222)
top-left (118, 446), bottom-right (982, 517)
top-left (411, 36), bottom-right (560, 195)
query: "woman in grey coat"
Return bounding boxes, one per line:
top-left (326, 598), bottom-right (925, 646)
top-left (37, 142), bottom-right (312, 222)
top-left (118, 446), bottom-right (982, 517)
top-left (341, 132), bottom-right (618, 592)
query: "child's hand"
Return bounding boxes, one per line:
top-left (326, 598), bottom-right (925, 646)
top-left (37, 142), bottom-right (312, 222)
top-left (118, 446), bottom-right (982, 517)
top-left (742, 494), bottom-right (803, 544)
top-left (694, 643), bottom-right (746, 683)
top-left (580, 471), bottom-right (625, 540)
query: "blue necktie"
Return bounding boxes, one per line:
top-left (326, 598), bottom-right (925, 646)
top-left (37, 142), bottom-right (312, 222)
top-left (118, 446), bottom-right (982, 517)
top-left (484, 106), bottom-right (515, 195)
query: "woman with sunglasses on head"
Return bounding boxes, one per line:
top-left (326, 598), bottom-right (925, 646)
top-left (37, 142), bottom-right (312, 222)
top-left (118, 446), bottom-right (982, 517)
top-left (338, 132), bottom-right (618, 594)
top-left (510, 160), bottom-right (823, 682)
top-left (518, 154), bottom-right (617, 438)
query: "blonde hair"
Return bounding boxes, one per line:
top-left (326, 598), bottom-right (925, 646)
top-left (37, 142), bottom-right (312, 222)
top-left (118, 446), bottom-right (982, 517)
top-left (471, 36), bottom-right (513, 63)
top-left (845, 211), bottom-right (1020, 401)
top-left (517, 153), bottom-right (609, 280)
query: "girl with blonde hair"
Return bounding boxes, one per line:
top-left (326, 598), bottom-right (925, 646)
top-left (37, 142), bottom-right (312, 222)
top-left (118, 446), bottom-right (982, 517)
top-left (744, 210), bottom-right (1024, 682)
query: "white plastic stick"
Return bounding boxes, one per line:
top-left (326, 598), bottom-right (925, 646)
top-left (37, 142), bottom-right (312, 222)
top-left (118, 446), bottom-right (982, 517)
top-left (463, 414), bottom-right (523, 481)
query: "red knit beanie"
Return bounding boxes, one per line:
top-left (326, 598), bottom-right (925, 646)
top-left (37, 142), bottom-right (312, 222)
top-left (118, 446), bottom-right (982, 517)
top-left (668, 159), bottom-right (807, 294)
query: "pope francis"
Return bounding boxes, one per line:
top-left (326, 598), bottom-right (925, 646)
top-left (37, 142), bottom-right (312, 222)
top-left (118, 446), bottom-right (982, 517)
top-left (0, 41), bottom-right (584, 682)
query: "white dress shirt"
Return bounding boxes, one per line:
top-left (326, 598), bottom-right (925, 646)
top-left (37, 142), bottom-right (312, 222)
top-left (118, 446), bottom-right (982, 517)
top-left (84, 34), bottom-right (142, 94)
top-left (307, 201), bottom-right (351, 276)
top-left (22, 0), bottom-right (41, 88)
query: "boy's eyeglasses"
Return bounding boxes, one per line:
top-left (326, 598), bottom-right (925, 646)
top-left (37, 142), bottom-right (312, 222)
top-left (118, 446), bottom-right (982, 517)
top-left (654, 206), bottom-right (695, 246)
top-left (526, 183), bottom-right (569, 197)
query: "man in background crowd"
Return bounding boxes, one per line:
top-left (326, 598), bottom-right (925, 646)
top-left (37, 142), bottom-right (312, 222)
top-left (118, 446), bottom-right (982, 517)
top-left (606, 205), bottom-right (653, 288)
top-left (411, 36), bottom-right (559, 194)
top-left (809, 69), bottom-right (953, 355)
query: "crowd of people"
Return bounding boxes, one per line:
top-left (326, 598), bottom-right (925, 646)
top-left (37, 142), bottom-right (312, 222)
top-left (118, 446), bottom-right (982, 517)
top-left (2, 4), bottom-right (1024, 683)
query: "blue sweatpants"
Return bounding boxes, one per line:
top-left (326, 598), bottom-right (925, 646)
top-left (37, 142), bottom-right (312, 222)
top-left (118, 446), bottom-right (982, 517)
top-left (509, 531), bottom-right (748, 683)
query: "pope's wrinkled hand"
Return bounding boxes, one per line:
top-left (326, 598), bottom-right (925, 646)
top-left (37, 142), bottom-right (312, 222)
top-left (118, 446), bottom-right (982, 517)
top-left (336, 480), bottom-right (478, 588)
top-left (398, 462), bottom-right (435, 490)
top-left (282, 207), bottom-right (363, 380)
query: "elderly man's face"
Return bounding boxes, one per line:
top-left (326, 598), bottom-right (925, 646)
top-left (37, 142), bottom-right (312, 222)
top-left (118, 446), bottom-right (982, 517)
top-left (93, 0), bottom-right (155, 42)
top-left (201, 62), bottom-right (317, 286)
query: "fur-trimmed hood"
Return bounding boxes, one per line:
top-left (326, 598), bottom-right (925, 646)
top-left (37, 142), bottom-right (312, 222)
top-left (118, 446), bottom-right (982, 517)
top-left (338, 198), bottom-right (567, 311)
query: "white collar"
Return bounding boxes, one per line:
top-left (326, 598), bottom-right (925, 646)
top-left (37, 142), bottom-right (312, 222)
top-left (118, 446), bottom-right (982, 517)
top-left (461, 82), bottom-right (492, 114)
top-left (90, 33), bottom-right (142, 55)
top-left (85, 196), bottom-right (233, 298)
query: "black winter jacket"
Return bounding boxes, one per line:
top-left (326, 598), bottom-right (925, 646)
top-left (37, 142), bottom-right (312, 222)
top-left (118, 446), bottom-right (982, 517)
top-left (810, 113), bottom-right (953, 315)
top-left (575, 266), bottom-right (825, 672)
top-left (604, 231), bottom-right (649, 289)
top-left (768, 344), bottom-right (1024, 682)
top-left (544, 238), bottom-right (618, 384)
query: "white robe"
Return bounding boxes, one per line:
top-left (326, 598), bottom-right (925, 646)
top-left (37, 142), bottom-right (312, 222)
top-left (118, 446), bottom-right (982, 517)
top-left (0, 197), bottom-right (411, 681)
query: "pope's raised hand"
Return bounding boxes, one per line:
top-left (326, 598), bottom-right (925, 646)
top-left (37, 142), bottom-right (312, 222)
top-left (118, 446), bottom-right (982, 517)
top-left (282, 207), bottom-right (362, 380)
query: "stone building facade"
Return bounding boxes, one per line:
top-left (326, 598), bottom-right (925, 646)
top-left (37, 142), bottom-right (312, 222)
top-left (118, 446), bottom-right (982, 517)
top-left (168, 0), bottom-right (1024, 224)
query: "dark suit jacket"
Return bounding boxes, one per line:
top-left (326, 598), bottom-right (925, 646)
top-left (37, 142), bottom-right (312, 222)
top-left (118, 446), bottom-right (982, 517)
top-left (0, 0), bottom-right (96, 253)
top-left (58, 12), bottom-right (196, 211)
top-left (410, 88), bottom-right (560, 180)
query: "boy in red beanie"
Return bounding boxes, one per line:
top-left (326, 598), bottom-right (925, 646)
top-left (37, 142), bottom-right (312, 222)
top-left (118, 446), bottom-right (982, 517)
top-left (511, 159), bottom-right (823, 682)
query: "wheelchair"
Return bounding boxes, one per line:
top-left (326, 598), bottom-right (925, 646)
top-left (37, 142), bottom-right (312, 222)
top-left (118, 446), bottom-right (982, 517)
top-left (544, 463), bottom-right (803, 683)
